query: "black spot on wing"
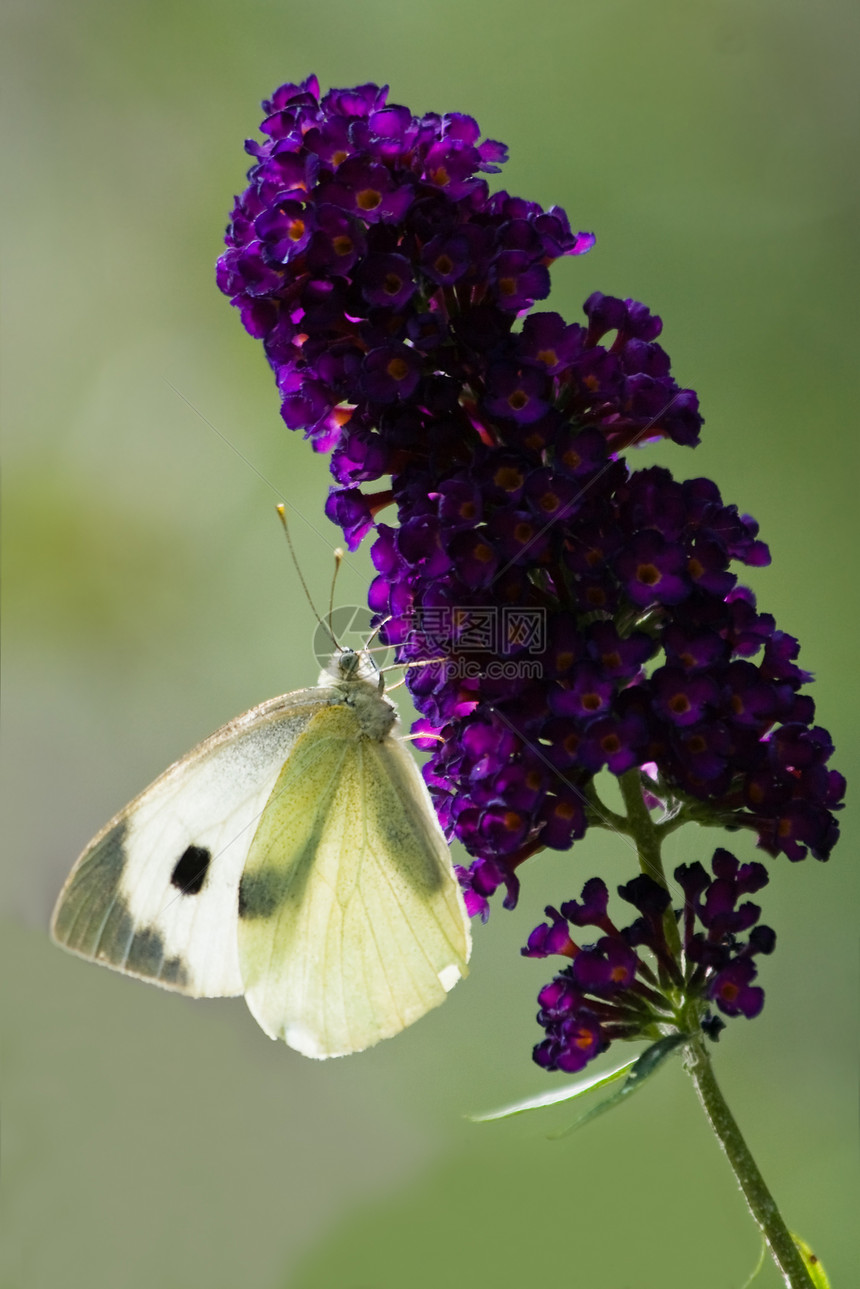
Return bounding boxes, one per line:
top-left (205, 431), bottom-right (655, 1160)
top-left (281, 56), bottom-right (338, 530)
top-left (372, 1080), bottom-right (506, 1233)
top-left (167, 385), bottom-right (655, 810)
top-left (160, 955), bottom-right (189, 986)
top-left (121, 923), bottom-right (188, 987)
top-left (125, 924), bottom-right (166, 976)
top-left (92, 897), bottom-right (189, 988)
top-left (171, 844), bottom-right (211, 895)
top-left (238, 868), bottom-right (286, 920)
top-left (237, 782), bottom-right (334, 920)
top-left (54, 818), bottom-right (190, 988)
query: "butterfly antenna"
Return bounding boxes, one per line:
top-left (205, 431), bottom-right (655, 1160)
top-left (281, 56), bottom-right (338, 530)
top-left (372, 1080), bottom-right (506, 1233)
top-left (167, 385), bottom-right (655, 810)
top-left (362, 614), bottom-right (392, 652)
top-left (380, 655), bottom-right (447, 679)
top-left (276, 504), bottom-right (340, 649)
top-left (328, 547), bottom-right (344, 646)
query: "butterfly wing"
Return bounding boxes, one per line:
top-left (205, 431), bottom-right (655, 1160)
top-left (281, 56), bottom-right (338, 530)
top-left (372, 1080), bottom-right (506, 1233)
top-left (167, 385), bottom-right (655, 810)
top-left (237, 703), bottom-right (472, 1058)
top-left (51, 689), bottom-right (334, 998)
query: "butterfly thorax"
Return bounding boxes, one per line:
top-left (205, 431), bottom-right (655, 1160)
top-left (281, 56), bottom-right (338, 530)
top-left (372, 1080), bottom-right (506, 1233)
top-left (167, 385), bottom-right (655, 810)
top-left (324, 648), bottom-right (398, 742)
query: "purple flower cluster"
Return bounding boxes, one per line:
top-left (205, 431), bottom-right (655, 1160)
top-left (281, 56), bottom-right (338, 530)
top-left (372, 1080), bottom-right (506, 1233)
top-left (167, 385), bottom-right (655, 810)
top-left (218, 78), bottom-right (844, 918)
top-left (524, 849), bottom-right (776, 1073)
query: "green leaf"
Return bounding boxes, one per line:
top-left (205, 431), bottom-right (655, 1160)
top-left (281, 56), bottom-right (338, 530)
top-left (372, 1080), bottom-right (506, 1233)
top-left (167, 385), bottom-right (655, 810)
top-left (467, 1056), bottom-right (637, 1123)
top-left (468, 1034), bottom-right (690, 1134)
top-left (548, 1034), bottom-right (689, 1139)
top-left (791, 1234), bottom-right (830, 1289)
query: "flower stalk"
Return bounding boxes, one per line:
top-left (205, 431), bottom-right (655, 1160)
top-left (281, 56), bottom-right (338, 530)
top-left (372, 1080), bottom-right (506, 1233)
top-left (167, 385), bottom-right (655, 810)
top-left (684, 1034), bottom-right (815, 1289)
top-left (617, 768), bottom-right (682, 958)
top-left (619, 772), bottom-right (813, 1289)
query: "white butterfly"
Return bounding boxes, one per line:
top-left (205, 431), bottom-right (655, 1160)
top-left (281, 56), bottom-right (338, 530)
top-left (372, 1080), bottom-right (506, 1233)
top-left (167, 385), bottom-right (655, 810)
top-left (51, 647), bottom-right (471, 1058)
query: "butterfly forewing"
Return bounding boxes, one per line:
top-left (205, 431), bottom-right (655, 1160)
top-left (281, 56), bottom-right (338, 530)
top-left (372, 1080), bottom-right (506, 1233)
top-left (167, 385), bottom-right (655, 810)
top-left (51, 690), bottom-right (331, 997)
top-left (238, 703), bottom-right (471, 1058)
top-left (52, 657), bottom-right (472, 1057)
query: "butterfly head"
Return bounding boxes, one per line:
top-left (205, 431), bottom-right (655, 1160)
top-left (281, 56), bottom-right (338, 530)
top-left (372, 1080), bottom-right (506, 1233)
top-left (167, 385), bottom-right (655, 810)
top-left (318, 646), bottom-right (383, 691)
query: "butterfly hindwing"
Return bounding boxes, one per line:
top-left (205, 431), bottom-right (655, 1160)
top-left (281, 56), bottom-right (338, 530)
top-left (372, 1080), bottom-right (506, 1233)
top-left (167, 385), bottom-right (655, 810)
top-left (51, 689), bottom-right (334, 998)
top-left (237, 703), bottom-right (471, 1058)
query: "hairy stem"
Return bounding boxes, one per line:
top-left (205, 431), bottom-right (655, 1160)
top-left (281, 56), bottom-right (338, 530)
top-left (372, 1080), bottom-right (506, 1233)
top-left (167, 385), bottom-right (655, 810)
top-left (619, 770), bottom-right (812, 1286)
top-left (684, 1035), bottom-right (815, 1289)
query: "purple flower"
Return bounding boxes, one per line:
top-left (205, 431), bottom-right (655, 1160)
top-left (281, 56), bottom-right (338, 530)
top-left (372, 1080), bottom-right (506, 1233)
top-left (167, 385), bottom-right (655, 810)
top-left (255, 199), bottom-right (315, 263)
top-left (324, 486), bottom-right (389, 549)
top-left (549, 663), bottom-right (615, 723)
top-left (651, 667), bottom-right (720, 727)
top-left (357, 253), bottom-right (417, 309)
top-left (525, 850), bottom-right (776, 1073)
top-left (577, 713), bottom-right (648, 774)
top-left (455, 856), bottom-right (520, 922)
top-left (484, 365), bottom-right (551, 424)
top-left (560, 877), bottom-right (613, 929)
top-left (707, 959), bottom-right (764, 1019)
top-left (523, 907), bottom-right (576, 958)
top-left (616, 530), bottom-right (690, 606)
top-left (361, 343), bottom-right (422, 403)
top-left (571, 938), bottom-right (639, 992)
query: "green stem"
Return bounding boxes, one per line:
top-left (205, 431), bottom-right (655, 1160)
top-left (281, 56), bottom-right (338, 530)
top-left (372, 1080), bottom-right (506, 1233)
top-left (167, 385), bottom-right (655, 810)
top-left (618, 768), bottom-right (665, 880)
top-left (684, 1035), bottom-right (814, 1289)
top-left (618, 768), bottom-right (813, 1288)
top-left (584, 781), bottom-right (630, 835)
top-left (618, 768), bottom-right (681, 957)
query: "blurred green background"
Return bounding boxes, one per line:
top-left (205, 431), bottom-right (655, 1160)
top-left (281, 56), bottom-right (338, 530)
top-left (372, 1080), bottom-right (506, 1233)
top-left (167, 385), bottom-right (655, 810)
top-left (3, 1), bottom-right (858, 1285)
